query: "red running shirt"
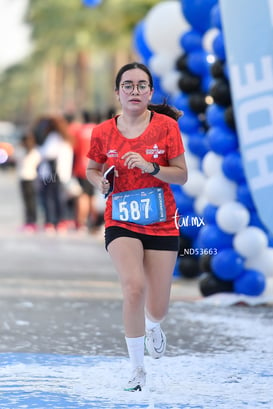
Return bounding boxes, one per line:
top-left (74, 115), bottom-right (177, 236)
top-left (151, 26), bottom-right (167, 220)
top-left (87, 111), bottom-right (185, 236)
top-left (73, 123), bottom-right (96, 178)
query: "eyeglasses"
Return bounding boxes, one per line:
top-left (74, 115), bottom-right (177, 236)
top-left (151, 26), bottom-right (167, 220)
top-left (120, 81), bottom-right (151, 95)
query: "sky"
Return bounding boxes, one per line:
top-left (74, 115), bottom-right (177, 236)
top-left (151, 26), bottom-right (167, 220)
top-left (0, 0), bottom-right (31, 71)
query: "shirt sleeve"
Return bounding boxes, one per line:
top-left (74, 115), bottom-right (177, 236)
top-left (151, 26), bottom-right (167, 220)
top-left (86, 126), bottom-right (107, 164)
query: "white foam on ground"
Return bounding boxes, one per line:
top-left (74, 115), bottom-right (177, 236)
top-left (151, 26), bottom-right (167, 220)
top-left (0, 303), bottom-right (272, 409)
top-left (0, 330), bottom-right (273, 409)
top-left (0, 353), bottom-right (271, 408)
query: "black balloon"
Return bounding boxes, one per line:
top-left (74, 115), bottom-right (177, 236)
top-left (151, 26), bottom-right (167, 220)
top-left (179, 256), bottom-right (200, 279)
top-left (199, 254), bottom-right (212, 273)
top-left (178, 235), bottom-right (193, 256)
top-left (210, 59), bottom-right (225, 79)
top-left (178, 72), bottom-right (201, 93)
top-left (188, 92), bottom-right (207, 114)
top-left (199, 272), bottom-right (234, 297)
top-left (210, 79), bottom-right (231, 107)
top-left (176, 54), bottom-right (188, 72)
top-left (224, 105), bottom-right (236, 131)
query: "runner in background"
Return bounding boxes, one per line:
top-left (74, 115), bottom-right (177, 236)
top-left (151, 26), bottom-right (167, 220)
top-left (14, 131), bottom-right (41, 232)
top-left (38, 115), bottom-right (74, 233)
top-left (86, 62), bottom-right (187, 391)
top-left (72, 110), bottom-right (102, 233)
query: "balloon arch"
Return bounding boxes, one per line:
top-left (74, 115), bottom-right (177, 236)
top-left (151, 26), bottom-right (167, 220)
top-left (133, 0), bottom-right (273, 298)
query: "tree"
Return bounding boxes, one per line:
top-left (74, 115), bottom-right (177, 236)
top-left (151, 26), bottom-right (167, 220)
top-left (0, 0), bottom-right (160, 123)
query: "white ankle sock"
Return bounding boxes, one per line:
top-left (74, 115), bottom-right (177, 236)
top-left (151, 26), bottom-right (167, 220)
top-left (125, 336), bottom-right (145, 370)
top-left (145, 316), bottom-right (160, 331)
top-left (145, 317), bottom-right (164, 349)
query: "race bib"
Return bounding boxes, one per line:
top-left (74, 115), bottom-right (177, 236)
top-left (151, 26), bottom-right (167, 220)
top-left (112, 188), bottom-right (166, 225)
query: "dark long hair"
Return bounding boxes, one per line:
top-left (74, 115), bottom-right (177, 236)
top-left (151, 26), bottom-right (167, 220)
top-left (115, 62), bottom-right (182, 121)
top-left (32, 115), bottom-right (74, 146)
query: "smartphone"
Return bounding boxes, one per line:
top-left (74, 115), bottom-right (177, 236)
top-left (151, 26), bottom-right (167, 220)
top-left (103, 165), bottom-right (115, 198)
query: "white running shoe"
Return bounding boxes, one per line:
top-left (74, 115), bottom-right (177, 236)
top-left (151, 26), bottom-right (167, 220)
top-left (124, 366), bottom-right (146, 392)
top-left (145, 326), bottom-right (166, 359)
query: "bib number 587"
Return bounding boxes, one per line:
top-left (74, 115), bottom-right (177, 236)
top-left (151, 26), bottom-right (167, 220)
top-left (112, 187), bottom-right (166, 225)
top-left (118, 199), bottom-right (150, 221)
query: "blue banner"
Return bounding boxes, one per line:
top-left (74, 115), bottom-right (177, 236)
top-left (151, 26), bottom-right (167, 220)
top-left (220, 0), bottom-right (273, 234)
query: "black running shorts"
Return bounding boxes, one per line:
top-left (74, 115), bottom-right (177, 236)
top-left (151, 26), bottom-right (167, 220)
top-left (105, 226), bottom-right (179, 252)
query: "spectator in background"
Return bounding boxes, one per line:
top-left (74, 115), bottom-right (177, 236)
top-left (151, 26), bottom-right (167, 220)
top-left (72, 110), bottom-right (102, 233)
top-left (15, 132), bottom-right (41, 232)
top-left (38, 115), bottom-right (74, 233)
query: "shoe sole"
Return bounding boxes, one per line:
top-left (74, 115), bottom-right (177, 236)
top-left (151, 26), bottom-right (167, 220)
top-left (124, 385), bottom-right (142, 392)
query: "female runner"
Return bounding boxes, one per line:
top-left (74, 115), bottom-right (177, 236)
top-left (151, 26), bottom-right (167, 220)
top-left (86, 62), bottom-right (187, 391)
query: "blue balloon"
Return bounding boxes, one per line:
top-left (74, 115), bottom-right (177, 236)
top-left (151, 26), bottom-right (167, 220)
top-left (192, 236), bottom-right (202, 251)
top-left (210, 4), bottom-right (222, 29)
top-left (133, 20), bottom-right (153, 64)
top-left (180, 212), bottom-right (201, 239)
top-left (212, 248), bottom-right (244, 281)
top-left (151, 90), bottom-right (168, 104)
top-left (180, 29), bottom-right (203, 52)
top-left (171, 184), bottom-right (182, 194)
top-left (82, 0), bottom-right (101, 6)
top-left (171, 92), bottom-right (189, 111)
top-left (223, 63), bottom-right (230, 79)
top-left (173, 259), bottom-right (182, 278)
top-left (236, 183), bottom-right (256, 210)
top-left (150, 73), bottom-right (165, 95)
top-left (188, 51), bottom-right (210, 76)
top-left (207, 125), bottom-right (238, 155)
top-left (187, 131), bottom-right (209, 158)
top-left (198, 224), bottom-right (233, 250)
top-left (268, 233), bottom-right (273, 247)
top-left (203, 204), bottom-right (217, 224)
top-left (222, 151), bottom-right (246, 183)
top-left (201, 75), bottom-right (213, 93)
top-left (234, 269), bottom-right (266, 296)
top-left (152, 74), bottom-right (161, 89)
top-left (206, 104), bottom-right (226, 127)
top-left (150, 74), bottom-right (168, 103)
top-left (213, 32), bottom-right (226, 61)
top-left (173, 188), bottom-right (194, 214)
top-left (181, 0), bottom-right (218, 33)
top-left (178, 109), bottom-right (200, 134)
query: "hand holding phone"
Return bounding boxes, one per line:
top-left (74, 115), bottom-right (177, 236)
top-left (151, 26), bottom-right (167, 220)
top-left (103, 165), bottom-right (115, 198)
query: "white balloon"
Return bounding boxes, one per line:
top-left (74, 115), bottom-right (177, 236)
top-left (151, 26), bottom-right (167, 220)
top-left (144, 1), bottom-right (190, 54)
top-left (202, 151), bottom-right (223, 177)
top-left (202, 28), bottom-right (220, 53)
top-left (183, 169), bottom-right (206, 197)
top-left (184, 149), bottom-right (200, 170)
top-left (194, 194), bottom-right (209, 215)
top-left (233, 226), bottom-right (268, 258)
top-left (216, 201), bottom-right (250, 234)
top-left (245, 248), bottom-right (273, 277)
top-left (263, 276), bottom-right (273, 297)
top-left (204, 174), bottom-right (236, 206)
top-left (182, 134), bottom-right (189, 148)
top-left (149, 53), bottom-right (176, 77)
top-left (161, 70), bottom-right (181, 94)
